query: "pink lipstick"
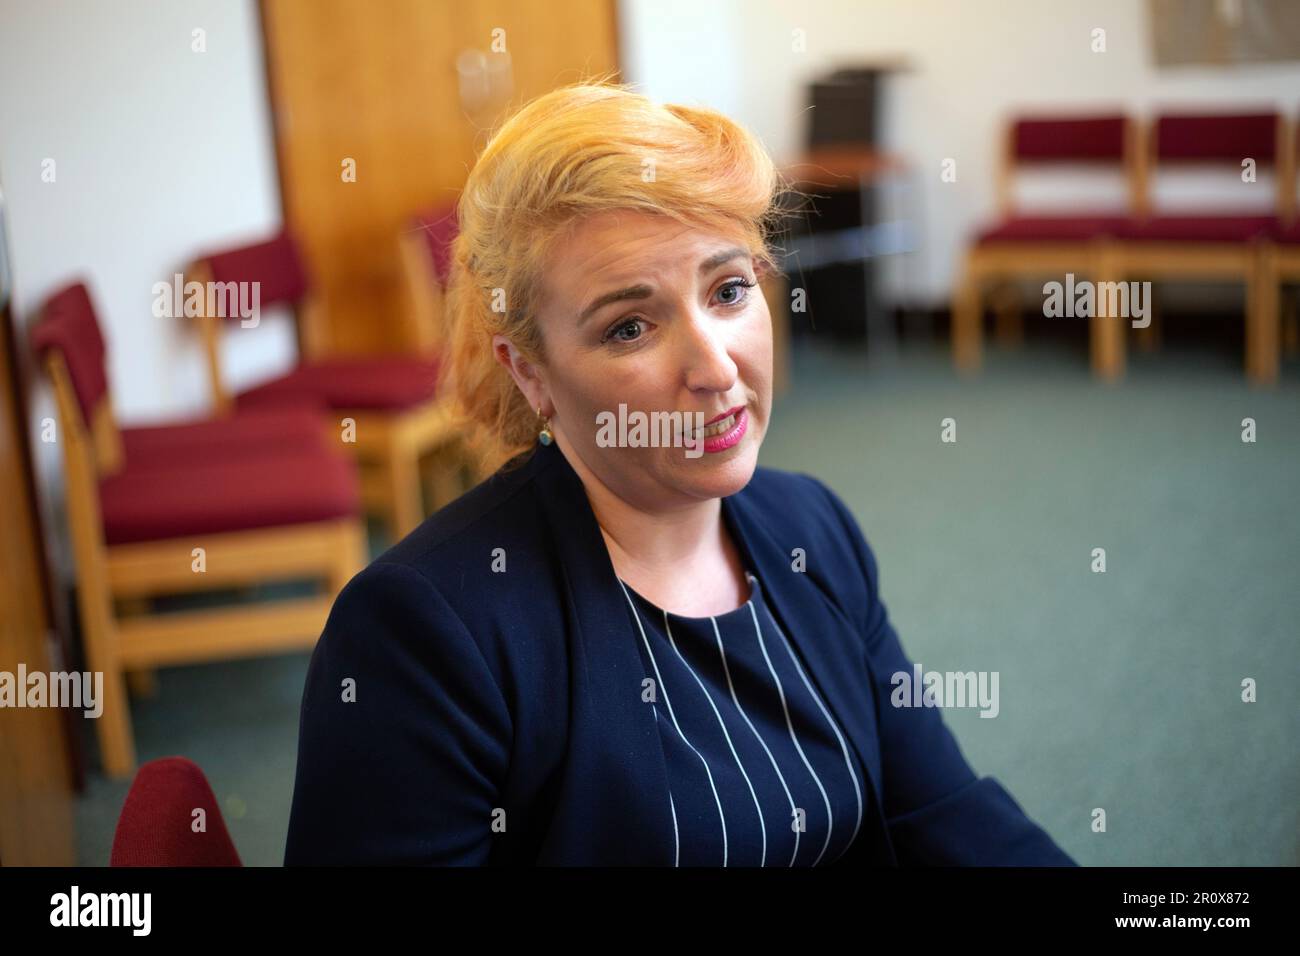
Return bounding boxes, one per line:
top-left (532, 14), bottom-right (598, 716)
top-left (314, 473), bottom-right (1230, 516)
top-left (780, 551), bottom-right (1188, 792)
top-left (701, 405), bottom-right (747, 453)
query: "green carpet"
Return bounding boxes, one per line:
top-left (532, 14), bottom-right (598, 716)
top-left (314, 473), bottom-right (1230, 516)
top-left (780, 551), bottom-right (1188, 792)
top-left (76, 336), bottom-right (1300, 866)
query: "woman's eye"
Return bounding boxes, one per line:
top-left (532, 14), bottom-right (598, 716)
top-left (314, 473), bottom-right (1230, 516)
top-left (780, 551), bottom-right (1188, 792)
top-left (716, 277), bottom-right (757, 306)
top-left (602, 318), bottom-right (645, 344)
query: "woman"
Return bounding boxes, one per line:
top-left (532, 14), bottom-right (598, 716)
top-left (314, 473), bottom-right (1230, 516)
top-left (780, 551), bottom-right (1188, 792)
top-left (284, 81), bottom-right (1075, 867)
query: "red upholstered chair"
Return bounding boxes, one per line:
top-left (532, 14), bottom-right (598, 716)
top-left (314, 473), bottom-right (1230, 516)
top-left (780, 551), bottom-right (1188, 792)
top-left (398, 204), bottom-right (494, 488)
top-left (32, 281), bottom-right (366, 779)
top-left (952, 114), bottom-right (1140, 375)
top-left (111, 757), bottom-right (242, 866)
top-left (188, 229), bottom-right (462, 538)
top-left (1106, 112), bottom-right (1296, 384)
top-left (399, 203), bottom-right (459, 358)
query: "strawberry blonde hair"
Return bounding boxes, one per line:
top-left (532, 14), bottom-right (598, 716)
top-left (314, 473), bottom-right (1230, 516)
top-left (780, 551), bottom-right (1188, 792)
top-left (444, 76), bottom-right (790, 475)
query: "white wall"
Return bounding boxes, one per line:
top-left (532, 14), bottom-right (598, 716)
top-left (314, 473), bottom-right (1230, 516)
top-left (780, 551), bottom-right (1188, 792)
top-left (0, 0), bottom-right (289, 572)
top-left (619, 0), bottom-right (1300, 306)
top-left (1, 0), bottom-right (292, 420)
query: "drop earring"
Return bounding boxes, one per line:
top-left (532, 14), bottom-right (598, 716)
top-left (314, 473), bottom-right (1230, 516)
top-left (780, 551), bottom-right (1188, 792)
top-left (537, 404), bottom-right (553, 446)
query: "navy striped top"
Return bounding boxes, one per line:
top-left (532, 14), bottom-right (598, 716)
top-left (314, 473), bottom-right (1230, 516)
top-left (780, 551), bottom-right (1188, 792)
top-left (616, 569), bottom-right (866, 867)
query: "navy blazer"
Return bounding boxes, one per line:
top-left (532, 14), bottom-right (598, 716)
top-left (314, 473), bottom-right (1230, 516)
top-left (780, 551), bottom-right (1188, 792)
top-left (285, 439), bottom-right (1076, 866)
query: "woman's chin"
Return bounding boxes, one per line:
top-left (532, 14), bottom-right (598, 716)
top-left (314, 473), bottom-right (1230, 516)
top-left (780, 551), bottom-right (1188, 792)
top-left (668, 443), bottom-right (760, 499)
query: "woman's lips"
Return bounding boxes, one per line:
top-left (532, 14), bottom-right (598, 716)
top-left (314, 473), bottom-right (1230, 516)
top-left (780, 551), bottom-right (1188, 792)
top-left (704, 404), bottom-right (744, 427)
top-left (701, 406), bottom-right (747, 452)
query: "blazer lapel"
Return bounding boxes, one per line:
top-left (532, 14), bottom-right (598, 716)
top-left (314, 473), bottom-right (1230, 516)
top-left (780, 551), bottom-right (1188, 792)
top-left (529, 443), bottom-right (677, 865)
top-left (721, 484), bottom-right (896, 865)
top-left (528, 442), bottom-right (893, 865)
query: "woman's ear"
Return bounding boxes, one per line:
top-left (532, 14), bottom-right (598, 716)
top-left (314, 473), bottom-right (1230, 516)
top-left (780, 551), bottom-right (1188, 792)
top-left (491, 333), bottom-right (550, 415)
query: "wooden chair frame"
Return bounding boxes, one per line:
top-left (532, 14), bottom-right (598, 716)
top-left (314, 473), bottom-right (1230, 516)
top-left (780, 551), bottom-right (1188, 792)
top-left (952, 117), bottom-right (1144, 375)
top-left (1262, 240), bottom-right (1300, 366)
top-left (191, 258), bottom-right (465, 538)
top-left (1257, 123), bottom-right (1300, 375)
top-left (43, 350), bottom-right (365, 779)
top-left (1099, 114), bottom-right (1296, 384)
top-left (395, 227), bottom-right (496, 490)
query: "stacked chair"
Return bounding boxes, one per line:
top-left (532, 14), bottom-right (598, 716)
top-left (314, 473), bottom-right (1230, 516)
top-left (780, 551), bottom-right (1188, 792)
top-left (1103, 112), bottom-right (1294, 382)
top-left (32, 282), bottom-right (366, 778)
top-left (951, 114), bottom-right (1139, 375)
top-left (399, 204), bottom-right (494, 484)
top-left (188, 230), bottom-right (462, 539)
top-left (953, 109), bottom-right (1297, 384)
top-left (399, 203), bottom-right (459, 358)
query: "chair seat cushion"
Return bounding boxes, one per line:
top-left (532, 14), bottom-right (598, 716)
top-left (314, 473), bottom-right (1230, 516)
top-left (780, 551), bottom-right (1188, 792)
top-left (236, 357), bottom-right (442, 412)
top-left (1115, 215), bottom-right (1277, 242)
top-left (121, 404), bottom-right (327, 467)
top-left (100, 448), bottom-right (359, 546)
top-left (976, 215), bottom-right (1130, 243)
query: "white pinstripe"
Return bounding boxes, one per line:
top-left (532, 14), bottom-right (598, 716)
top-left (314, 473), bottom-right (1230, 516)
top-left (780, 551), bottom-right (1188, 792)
top-left (618, 578), bottom-right (729, 865)
top-left (759, 597), bottom-right (864, 864)
top-left (712, 579), bottom-right (802, 867)
top-left (653, 705), bottom-right (680, 867)
top-left (747, 599), bottom-right (837, 865)
top-left (663, 608), bottom-right (769, 867)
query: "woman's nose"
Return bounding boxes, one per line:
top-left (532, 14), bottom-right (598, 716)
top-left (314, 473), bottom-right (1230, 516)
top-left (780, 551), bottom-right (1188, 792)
top-left (679, 310), bottom-right (738, 393)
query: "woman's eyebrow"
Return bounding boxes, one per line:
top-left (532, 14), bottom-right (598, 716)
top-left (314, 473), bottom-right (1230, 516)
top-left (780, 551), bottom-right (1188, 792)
top-left (698, 246), bottom-right (749, 273)
top-left (577, 247), bottom-right (751, 326)
top-left (578, 283), bottom-right (654, 326)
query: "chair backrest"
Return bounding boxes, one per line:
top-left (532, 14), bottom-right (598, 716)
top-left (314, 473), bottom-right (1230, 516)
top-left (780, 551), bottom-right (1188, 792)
top-left (30, 281), bottom-right (123, 476)
top-left (1143, 111), bottom-right (1293, 221)
top-left (110, 757), bottom-right (242, 866)
top-left (413, 204), bottom-right (459, 288)
top-left (399, 203), bottom-right (459, 356)
top-left (999, 114), bottom-right (1135, 216)
top-left (192, 228), bottom-right (323, 411)
top-left (1009, 115), bottom-right (1129, 162)
top-left (1153, 112), bottom-right (1278, 163)
top-left (205, 228), bottom-right (311, 310)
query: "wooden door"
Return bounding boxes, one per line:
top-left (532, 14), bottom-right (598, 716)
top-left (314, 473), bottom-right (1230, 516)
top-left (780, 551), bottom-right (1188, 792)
top-left (0, 262), bottom-right (76, 866)
top-left (260, 0), bottom-right (621, 354)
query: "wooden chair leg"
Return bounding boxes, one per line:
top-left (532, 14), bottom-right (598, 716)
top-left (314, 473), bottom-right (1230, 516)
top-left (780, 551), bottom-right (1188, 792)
top-left (952, 267), bottom-right (983, 373)
top-left (117, 597), bottom-right (158, 700)
top-left (79, 598), bottom-right (135, 778)
top-left (1135, 293), bottom-right (1161, 353)
top-left (991, 282), bottom-right (1024, 347)
top-left (1247, 245), bottom-right (1279, 386)
top-left (66, 531), bottom-right (137, 777)
top-left (1282, 287), bottom-right (1298, 356)
top-left (1279, 287), bottom-right (1300, 358)
top-left (96, 668), bottom-right (135, 779)
top-left (385, 449), bottom-right (424, 541)
top-left (1091, 253), bottom-right (1125, 381)
top-left (125, 669), bottom-right (157, 699)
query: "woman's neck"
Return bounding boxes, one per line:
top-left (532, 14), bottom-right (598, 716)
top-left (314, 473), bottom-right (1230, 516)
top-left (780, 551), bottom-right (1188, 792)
top-left (591, 484), bottom-right (724, 574)
top-left (560, 443), bottom-right (748, 613)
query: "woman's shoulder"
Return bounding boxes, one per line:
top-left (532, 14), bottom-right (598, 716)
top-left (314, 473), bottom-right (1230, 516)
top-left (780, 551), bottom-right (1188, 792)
top-left (736, 465), bottom-right (881, 618)
top-left (318, 452), bottom-right (569, 709)
top-left (740, 465), bottom-right (872, 556)
top-left (324, 447), bottom-right (565, 660)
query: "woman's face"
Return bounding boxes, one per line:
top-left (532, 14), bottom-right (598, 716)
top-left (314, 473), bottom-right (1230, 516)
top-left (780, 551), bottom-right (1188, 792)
top-left (494, 208), bottom-right (773, 511)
